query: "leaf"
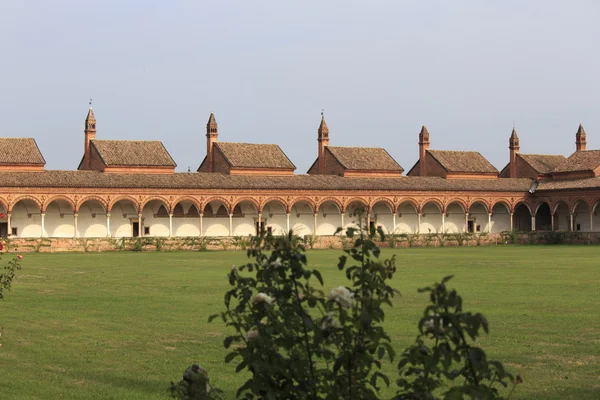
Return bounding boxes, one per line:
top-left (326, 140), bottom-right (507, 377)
top-left (312, 269), bottom-right (324, 286)
top-left (224, 336), bottom-right (235, 349)
top-left (208, 313), bottom-right (219, 323)
top-left (224, 351), bottom-right (239, 363)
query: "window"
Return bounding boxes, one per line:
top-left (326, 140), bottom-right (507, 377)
top-left (576, 224), bottom-right (581, 231)
top-left (11, 227), bottom-right (17, 236)
top-left (144, 227), bottom-right (150, 235)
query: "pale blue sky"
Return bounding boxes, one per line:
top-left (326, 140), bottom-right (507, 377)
top-left (1, 1), bottom-right (598, 172)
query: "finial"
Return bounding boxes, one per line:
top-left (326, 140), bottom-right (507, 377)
top-left (187, 166), bottom-right (191, 172)
top-left (321, 109), bottom-right (324, 117)
top-left (89, 98), bottom-right (92, 109)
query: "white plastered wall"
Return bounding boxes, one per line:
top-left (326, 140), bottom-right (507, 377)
top-left (469, 203), bottom-right (489, 233)
top-left (572, 202), bottom-right (590, 232)
top-left (110, 201), bottom-right (138, 238)
top-left (445, 203), bottom-right (466, 233)
top-left (317, 202), bottom-right (342, 235)
top-left (263, 201), bottom-right (287, 236)
top-left (290, 202), bottom-right (314, 236)
top-left (554, 202), bottom-right (570, 231)
top-left (490, 203), bottom-right (511, 233)
top-left (173, 202), bottom-right (201, 237)
top-left (372, 202), bottom-right (393, 234)
top-left (396, 203), bottom-right (418, 234)
top-left (11, 201), bottom-right (43, 238)
top-left (43, 201), bottom-right (75, 237)
top-left (420, 202), bottom-right (443, 234)
top-left (78, 201), bottom-right (108, 237)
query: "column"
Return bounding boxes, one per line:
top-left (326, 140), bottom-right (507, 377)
top-left (510, 212), bottom-right (514, 231)
top-left (138, 213), bottom-right (143, 237)
top-left (392, 214), bottom-right (396, 233)
top-left (258, 213), bottom-right (262, 235)
top-left (570, 213), bottom-right (574, 232)
top-left (40, 213), bottom-right (45, 238)
top-left (169, 213), bottom-right (173, 237)
top-left (441, 213), bottom-right (445, 233)
top-left (366, 212), bottom-right (371, 232)
top-left (551, 214), bottom-right (555, 231)
top-left (7, 213), bottom-right (11, 237)
top-left (417, 213), bottom-right (421, 234)
top-left (199, 214), bottom-right (203, 237)
top-left (286, 213), bottom-right (290, 233)
top-left (229, 214), bottom-right (233, 236)
top-left (106, 213), bottom-right (111, 237)
top-left (341, 213), bottom-right (345, 230)
top-left (313, 213), bottom-right (318, 236)
top-left (531, 216), bottom-right (536, 231)
top-left (74, 214), bottom-right (78, 238)
top-left (488, 213), bottom-right (492, 233)
top-left (590, 213), bottom-right (593, 233)
top-left (464, 213), bottom-right (469, 233)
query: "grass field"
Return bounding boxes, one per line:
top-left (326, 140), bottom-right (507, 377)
top-left (0, 246), bottom-right (599, 399)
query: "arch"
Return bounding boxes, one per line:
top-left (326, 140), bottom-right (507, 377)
top-left (42, 195), bottom-right (76, 213)
top-left (0, 197), bottom-right (9, 212)
top-left (397, 198), bottom-right (420, 213)
top-left (261, 197), bottom-right (290, 213)
top-left (445, 198), bottom-right (467, 213)
top-left (173, 196), bottom-right (202, 214)
top-left (490, 198), bottom-right (512, 213)
top-left (420, 198), bottom-right (443, 214)
top-left (571, 198), bottom-right (591, 214)
top-left (370, 197), bottom-right (395, 213)
top-left (468, 199), bottom-right (489, 213)
top-left (513, 201), bottom-right (532, 215)
top-left (513, 202), bottom-right (532, 231)
top-left (316, 197), bottom-right (343, 213)
top-left (592, 199), bottom-right (600, 214)
top-left (289, 197), bottom-right (316, 212)
top-left (10, 195), bottom-right (42, 212)
top-left (343, 197), bottom-right (369, 213)
top-left (108, 195), bottom-right (140, 213)
top-left (140, 196), bottom-right (171, 213)
top-left (551, 200), bottom-right (569, 215)
top-left (202, 197), bottom-right (231, 215)
top-left (172, 203), bottom-right (185, 217)
top-left (76, 195), bottom-right (108, 213)
top-left (232, 197), bottom-right (260, 214)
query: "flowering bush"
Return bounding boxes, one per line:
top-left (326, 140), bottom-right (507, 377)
top-left (0, 250), bottom-right (23, 350)
top-left (172, 214), bottom-right (519, 399)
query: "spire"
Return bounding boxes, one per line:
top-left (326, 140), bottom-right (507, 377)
top-left (418, 125), bottom-right (430, 176)
top-left (509, 127), bottom-right (520, 178)
top-left (576, 123), bottom-right (587, 152)
top-left (419, 125), bottom-right (429, 137)
top-left (206, 112), bottom-right (218, 136)
top-left (510, 127), bottom-right (518, 140)
top-left (318, 112), bottom-right (329, 138)
top-left (85, 106), bottom-right (96, 131)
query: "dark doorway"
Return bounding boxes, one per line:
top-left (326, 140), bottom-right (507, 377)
top-left (467, 220), bottom-right (474, 233)
top-left (132, 222), bottom-right (140, 237)
top-left (535, 203), bottom-right (552, 231)
top-left (255, 221), bottom-right (265, 235)
top-left (513, 203), bottom-right (532, 231)
top-left (0, 222), bottom-right (7, 238)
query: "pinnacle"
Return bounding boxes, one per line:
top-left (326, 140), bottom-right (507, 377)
top-left (85, 107), bottom-right (96, 122)
top-left (420, 125), bottom-right (429, 135)
top-left (207, 112), bottom-right (217, 126)
top-left (318, 114), bottom-right (329, 135)
top-left (577, 123), bottom-right (586, 136)
top-left (510, 127), bottom-right (518, 139)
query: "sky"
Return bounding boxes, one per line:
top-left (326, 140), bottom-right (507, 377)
top-left (1, 1), bottom-right (599, 173)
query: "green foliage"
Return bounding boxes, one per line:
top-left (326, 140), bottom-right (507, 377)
top-left (232, 236), bottom-right (252, 251)
top-left (154, 237), bottom-right (166, 251)
top-left (395, 276), bottom-right (521, 399)
top-left (170, 364), bottom-right (223, 400)
top-left (301, 234), bottom-right (316, 249)
top-left (210, 220), bottom-right (399, 399)
top-left (0, 255), bottom-right (22, 301)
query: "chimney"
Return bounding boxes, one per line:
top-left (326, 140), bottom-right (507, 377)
top-left (576, 123), bottom-right (586, 152)
top-left (418, 126), bottom-right (430, 176)
top-left (206, 112), bottom-right (218, 172)
top-left (318, 113), bottom-right (329, 174)
top-left (509, 127), bottom-right (520, 178)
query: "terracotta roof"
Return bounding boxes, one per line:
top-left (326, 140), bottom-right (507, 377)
top-left (91, 140), bottom-right (176, 167)
top-left (0, 138), bottom-right (45, 165)
top-left (538, 176), bottom-right (600, 191)
top-left (552, 150), bottom-right (600, 173)
top-left (0, 170), bottom-right (533, 192)
top-left (326, 146), bottom-right (403, 172)
top-left (518, 154), bottom-right (566, 174)
top-left (428, 150), bottom-right (498, 174)
top-left (215, 142), bottom-right (296, 170)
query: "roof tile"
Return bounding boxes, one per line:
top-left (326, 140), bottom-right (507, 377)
top-left (428, 150), bottom-right (498, 174)
top-left (0, 138), bottom-right (45, 165)
top-left (91, 140), bottom-right (176, 167)
top-left (215, 142), bottom-right (295, 170)
top-left (327, 146), bottom-right (403, 172)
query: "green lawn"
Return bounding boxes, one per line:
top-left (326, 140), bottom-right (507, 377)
top-left (0, 246), bottom-right (599, 399)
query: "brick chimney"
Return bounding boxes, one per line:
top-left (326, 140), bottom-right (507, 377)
top-left (206, 112), bottom-right (218, 172)
top-left (84, 106), bottom-right (96, 169)
top-left (509, 127), bottom-right (520, 178)
top-left (317, 113), bottom-right (329, 174)
top-left (418, 126), bottom-right (430, 176)
top-left (576, 123), bottom-right (586, 152)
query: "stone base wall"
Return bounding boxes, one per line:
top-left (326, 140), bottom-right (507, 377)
top-left (3, 232), bottom-right (600, 253)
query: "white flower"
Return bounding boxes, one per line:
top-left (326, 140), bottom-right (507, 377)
top-left (270, 257), bottom-right (283, 268)
top-left (328, 286), bottom-right (354, 308)
top-left (246, 330), bottom-right (259, 341)
top-left (423, 317), bottom-right (445, 334)
top-left (252, 292), bottom-right (274, 305)
top-left (320, 312), bottom-right (340, 330)
top-left (231, 265), bottom-right (237, 273)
